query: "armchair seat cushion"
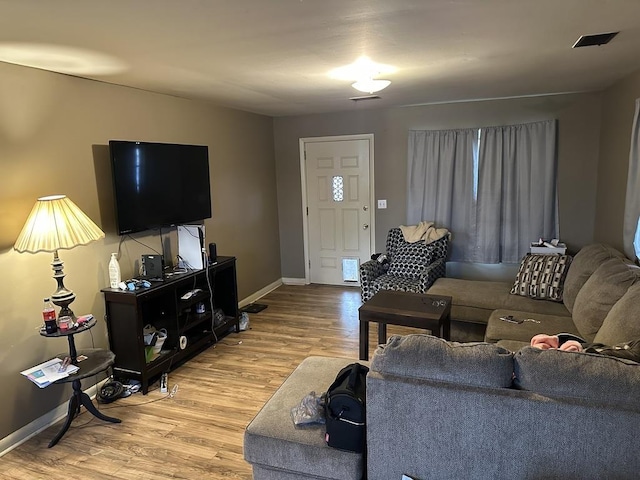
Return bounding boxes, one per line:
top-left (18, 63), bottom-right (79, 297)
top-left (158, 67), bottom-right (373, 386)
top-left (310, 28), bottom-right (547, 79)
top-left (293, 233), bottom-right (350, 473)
top-left (360, 226), bottom-right (450, 302)
top-left (372, 273), bottom-right (423, 294)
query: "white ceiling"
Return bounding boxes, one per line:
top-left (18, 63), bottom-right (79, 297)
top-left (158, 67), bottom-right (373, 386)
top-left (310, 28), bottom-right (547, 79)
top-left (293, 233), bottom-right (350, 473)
top-left (1, 0), bottom-right (640, 117)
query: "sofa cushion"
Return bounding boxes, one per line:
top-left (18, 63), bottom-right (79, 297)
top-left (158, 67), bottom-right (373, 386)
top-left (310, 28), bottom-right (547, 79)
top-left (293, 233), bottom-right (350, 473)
top-left (428, 278), bottom-right (571, 326)
top-left (571, 258), bottom-right (638, 341)
top-left (510, 254), bottom-right (572, 302)
top-left (484, 309), bottom-right (580, 344)
top-left (562, 244), bottom-right (626, 312)
top-left (371, 334), bottom-right (513, 388)
top-left (594, 281), bottom-right (640, 346)
top-left (503, 292), bottom-right (571, 317)
top-left (495, 339), bottom-right (530, 352)
top-left (387, 241), bottom-right (431, 278)
top-left (514, 346), bottom-right (640, 411)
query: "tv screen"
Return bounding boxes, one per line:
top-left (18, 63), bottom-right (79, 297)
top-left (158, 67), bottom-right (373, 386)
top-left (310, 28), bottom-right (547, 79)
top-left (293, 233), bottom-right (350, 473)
top-left (109, 140), bottom-right (212, 235)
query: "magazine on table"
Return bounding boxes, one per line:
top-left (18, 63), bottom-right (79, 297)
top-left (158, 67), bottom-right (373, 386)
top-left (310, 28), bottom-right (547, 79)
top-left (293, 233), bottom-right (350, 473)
top-left (20, 357), bottom-right (79, 388)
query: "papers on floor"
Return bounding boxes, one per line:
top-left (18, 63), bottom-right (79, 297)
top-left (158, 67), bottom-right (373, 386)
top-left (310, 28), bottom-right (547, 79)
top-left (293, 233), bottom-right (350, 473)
top-left (20, 357), bottom-right (79, 388)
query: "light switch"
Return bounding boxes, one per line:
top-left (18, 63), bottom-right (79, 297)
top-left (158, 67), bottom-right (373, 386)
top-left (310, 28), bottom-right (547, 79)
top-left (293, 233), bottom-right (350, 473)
top-left (377, 199), bottom-right (387, 209)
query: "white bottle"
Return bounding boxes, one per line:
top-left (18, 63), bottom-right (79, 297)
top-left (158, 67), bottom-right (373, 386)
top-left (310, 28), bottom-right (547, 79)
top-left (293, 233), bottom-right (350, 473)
top-left (109, 253), bottom-right (121, 288)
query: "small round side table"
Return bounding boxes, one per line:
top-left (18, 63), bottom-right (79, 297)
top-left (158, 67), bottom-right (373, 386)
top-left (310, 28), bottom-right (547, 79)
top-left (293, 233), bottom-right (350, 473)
top-left (40, 318), bottom-right (121, 447)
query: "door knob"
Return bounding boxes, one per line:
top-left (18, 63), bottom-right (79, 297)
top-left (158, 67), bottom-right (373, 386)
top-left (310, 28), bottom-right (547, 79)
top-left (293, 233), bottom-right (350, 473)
top-left (363, 224), bottom-right (369, 230)
top-left (363, 205), bottom-right (369, 211)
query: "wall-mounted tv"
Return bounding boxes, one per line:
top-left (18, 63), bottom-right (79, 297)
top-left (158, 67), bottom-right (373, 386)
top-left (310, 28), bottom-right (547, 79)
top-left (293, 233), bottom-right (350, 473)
top-left (109, 140), bottom-right (212, 235)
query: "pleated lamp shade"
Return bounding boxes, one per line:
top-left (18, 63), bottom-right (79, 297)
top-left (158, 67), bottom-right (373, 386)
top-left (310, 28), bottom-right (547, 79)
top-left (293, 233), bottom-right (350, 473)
top-left (14, 195), bottom-right (105, 253)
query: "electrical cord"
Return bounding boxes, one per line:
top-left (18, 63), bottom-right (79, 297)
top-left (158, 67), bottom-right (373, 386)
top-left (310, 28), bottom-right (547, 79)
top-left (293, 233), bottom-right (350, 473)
top-left (159, 226), bottom-right (166, 261)
top-left (125, 234), bottom-right (162, 255)
top-left (216, 339), bottom-right (243, 346)
top-left (69, 227), bottom-right (185, 426)
top-left (89, 330), bottom-right (122, 411)
top-left (116, 235), bottom-right (125, 259)
top-left (176, 254), bottom-right (197, 271)
top-left (185, 227), bottom-right (201, 239)
top-left (72, 383), bottom-right (180, 425)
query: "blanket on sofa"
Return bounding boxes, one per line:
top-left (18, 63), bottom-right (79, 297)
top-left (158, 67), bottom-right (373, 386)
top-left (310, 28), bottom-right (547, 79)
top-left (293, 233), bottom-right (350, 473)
top-left (400, 221), bottom-right (449, 244)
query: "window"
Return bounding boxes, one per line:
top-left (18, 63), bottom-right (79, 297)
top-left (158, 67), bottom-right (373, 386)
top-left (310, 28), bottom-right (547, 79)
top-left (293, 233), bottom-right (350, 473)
top-left (332, 175), bottom-right (344, 202)
top-left (407, 120), bottom-right (558, 263)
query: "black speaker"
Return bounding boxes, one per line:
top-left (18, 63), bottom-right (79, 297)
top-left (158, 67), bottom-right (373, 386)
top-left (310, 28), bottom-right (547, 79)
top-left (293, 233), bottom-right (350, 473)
top-left (142, 254), bottom-right (164, 280)
top-left (209, 242), bottom-right (217, 262)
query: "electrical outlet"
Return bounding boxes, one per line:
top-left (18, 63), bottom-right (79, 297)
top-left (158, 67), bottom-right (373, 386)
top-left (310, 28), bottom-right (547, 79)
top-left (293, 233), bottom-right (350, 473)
top-left (377, 199), bottom-right (387, 209)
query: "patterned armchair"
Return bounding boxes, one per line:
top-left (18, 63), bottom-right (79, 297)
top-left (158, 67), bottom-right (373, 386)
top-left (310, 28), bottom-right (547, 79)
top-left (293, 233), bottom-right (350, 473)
top-left (359, 227), bottom-right (450, 302)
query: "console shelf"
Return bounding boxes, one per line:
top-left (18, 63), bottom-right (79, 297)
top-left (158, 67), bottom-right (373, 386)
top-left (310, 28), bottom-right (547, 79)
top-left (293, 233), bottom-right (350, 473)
top-left (102, 256), bottom-right (239, 393)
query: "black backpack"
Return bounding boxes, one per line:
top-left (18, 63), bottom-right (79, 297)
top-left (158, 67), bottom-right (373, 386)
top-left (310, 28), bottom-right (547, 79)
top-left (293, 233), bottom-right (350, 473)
top-left (324, 363), bottom-right (369, 453)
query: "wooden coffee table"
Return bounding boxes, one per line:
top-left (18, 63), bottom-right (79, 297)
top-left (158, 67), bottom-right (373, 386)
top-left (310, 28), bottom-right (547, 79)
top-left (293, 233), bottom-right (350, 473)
top-left (358, 290), bottom-right (452, 360)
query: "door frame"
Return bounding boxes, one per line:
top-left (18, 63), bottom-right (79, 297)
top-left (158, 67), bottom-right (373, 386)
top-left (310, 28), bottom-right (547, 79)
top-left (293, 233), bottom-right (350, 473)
top-left (299, 133), bottom-right (376, 284)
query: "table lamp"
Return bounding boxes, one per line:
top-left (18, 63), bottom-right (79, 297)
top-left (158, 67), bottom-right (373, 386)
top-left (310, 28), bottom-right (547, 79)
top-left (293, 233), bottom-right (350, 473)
top-left (14, 194), bottom-right (105, 319)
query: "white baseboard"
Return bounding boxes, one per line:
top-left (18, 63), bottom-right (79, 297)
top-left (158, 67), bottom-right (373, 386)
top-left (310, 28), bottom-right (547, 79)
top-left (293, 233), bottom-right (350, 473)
top-left (238, 279), bottom-right (283, 308)
top-left (281, 277), bottom-right (308, 286)
top-left (0, 378), bottom-right (107, 457)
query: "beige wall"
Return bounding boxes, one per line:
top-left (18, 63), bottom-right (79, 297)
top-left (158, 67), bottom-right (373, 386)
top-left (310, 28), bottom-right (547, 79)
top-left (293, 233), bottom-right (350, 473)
top-left (5, 55), bottom-right (638, 444)
top-left (595, 70), bottom-right (640, 251)
top-left (0, 62), bottom-right (280, 440)
top-left (274, 93), bottom-right (603, 279)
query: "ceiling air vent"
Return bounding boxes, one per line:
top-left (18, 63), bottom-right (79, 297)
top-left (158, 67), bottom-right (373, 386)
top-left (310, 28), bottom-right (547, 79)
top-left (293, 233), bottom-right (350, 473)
top-left (572, 32), bottom-right (619, 48)
top-left (350, 95), bottom-right (381, 102)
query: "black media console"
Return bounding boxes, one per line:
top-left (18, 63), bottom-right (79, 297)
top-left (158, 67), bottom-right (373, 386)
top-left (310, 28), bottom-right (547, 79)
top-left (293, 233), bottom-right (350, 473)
top-left (102, 256), bottom-right (239, 394)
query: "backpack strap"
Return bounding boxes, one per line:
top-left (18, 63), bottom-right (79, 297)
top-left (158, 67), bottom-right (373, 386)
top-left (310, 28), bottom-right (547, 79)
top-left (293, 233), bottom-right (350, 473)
top-left (347, 363), bottom-right (360, 390)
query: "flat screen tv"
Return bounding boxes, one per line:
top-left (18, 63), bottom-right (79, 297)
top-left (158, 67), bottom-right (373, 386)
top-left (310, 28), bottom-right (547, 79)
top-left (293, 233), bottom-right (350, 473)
top-left (109, 140), bottom-right (212, 235)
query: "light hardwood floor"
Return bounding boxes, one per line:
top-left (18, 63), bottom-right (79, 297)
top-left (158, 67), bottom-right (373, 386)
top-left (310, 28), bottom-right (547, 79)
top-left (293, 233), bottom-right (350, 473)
top-left (3, 284), bottom-right (417, 479)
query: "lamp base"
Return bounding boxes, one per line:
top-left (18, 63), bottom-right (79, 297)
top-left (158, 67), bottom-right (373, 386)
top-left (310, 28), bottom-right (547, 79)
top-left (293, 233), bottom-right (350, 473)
top-left (51, 251), bottom-right (76, 320)
top-left (54, 303), bottom-right (76, 320)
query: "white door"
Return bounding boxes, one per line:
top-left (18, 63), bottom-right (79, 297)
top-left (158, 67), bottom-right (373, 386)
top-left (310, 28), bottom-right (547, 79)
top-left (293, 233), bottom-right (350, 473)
top-left (304, 137), bottom-right (373, 285)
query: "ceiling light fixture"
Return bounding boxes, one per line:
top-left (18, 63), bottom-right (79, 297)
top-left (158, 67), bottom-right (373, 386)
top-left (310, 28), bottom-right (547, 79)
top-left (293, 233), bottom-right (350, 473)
top-left (329, 56), bottom-right (396, 80)
top-left (352, 78), bottom-right (391, 94)
top-left (330, 56), bottom-right (395, 94)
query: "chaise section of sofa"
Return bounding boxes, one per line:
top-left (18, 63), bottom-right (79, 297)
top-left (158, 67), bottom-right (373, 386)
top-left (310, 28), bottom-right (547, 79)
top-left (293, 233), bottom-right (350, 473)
top-left (244, 356), bottom-right (366, 480)
top-left (427, 243), bottom-right (640, 345)
top-left (367, 334), bottom-right (640, 480)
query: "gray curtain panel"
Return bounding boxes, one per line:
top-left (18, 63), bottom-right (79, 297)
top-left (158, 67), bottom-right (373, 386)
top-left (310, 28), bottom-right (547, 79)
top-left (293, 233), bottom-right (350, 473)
top-left (477, 120), bottom-right (559, 263)
top-left (407, 129), bottom-right (477, 262)
top-left (407, 120), bottom-right (558, 264)
top-left (623, 98), bottom-right (640, 260)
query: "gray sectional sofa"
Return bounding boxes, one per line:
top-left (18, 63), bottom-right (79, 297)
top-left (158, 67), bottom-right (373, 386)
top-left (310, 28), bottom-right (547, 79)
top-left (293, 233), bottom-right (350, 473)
top-left (244, 336), bottom-right (640, 479)
top-left (244, 243), bottom-right (640, 479)
top-left (428, 243), bottom-right (640, 347)
top-left (366, 334), bottom-right (640, 479)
